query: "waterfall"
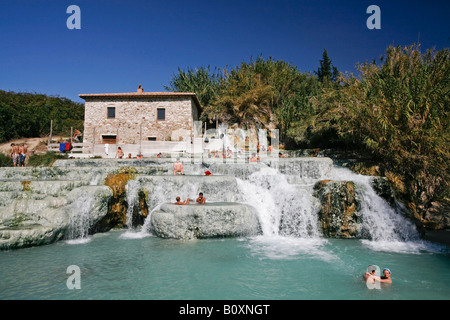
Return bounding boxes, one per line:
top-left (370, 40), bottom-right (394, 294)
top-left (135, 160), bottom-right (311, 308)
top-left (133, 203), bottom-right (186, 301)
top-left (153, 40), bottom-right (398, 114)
top-left (114, 158), bottom-right (442, 253)
top-left (65, 194), bottom-right (95, 244)
top-left (329, 167), bottom-right (419, 240)
top-left (125, 179), bottom-right (140, 229)
top-left (237, 167), bottom-right (320, 238)
top-left (329, 166), bottom-right (442, 253)
top-left (237, 164), bottom-right (442, 254)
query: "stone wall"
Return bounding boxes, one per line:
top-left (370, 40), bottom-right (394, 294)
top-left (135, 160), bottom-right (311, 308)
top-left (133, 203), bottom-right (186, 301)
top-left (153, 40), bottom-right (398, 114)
top-left (83, 97), bottom-right (198, 146)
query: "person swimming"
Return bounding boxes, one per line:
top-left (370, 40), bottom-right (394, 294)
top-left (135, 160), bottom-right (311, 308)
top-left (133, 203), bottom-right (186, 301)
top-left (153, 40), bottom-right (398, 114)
top-left (364, 265), bottom-right (378, 284)
top-left (364, 266), bottom-right (392, 286)
top-left (379, 268), bottom-right (392, 284)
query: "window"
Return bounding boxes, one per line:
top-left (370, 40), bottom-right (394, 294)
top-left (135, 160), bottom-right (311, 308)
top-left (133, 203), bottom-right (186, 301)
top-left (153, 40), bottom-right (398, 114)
top-left (107, 107), bottom-right (116, 119)
top-left (147, 137), bottom-right (157, 141)
top-left (102, 135), bottom-right (117, 144)
top-left (157, 108), bottom-right (165, 121)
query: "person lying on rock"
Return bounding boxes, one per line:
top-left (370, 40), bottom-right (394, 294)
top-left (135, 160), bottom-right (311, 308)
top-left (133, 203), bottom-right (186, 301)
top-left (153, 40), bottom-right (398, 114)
top-left (174, 196), bottom-right (191, 205)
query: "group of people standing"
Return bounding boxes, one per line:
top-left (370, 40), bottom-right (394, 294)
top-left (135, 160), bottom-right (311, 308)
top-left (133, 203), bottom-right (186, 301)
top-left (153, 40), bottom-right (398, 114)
top-left (10, 143), bottom-right (28, 167)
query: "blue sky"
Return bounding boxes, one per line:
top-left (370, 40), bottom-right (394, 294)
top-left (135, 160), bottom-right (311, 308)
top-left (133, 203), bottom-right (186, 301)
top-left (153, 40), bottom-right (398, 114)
top-left (0, 0), bottom-right (449, 103)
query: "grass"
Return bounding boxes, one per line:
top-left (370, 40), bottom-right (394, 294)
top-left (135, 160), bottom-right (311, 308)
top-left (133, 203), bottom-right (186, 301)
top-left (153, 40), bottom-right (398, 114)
top-left (0, 153), bottom-right (11, 167)
top-left (26, 152), bottom-right (68, 167)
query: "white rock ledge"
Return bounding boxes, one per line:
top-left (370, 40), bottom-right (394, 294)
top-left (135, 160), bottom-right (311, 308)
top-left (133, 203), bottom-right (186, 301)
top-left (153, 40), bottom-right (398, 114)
top-left (151, 202), bottom-right (261, 240)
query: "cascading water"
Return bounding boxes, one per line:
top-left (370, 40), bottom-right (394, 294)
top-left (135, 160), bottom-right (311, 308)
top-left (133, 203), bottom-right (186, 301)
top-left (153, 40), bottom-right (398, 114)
top-left (125, 179), bottom-right (140, 229)
top-left (65, 195), bottom-right (95, 244)
top-left (115, 158), bottom-right (441, 254)
top-left (237, 167), bottom-right (320, 238)
top-left (236, 164), bottom-right (441, 254)
top-left (120, 178), bottom-right (202, 239)
top-left (328, 166), bottom-right (437, 252)
top-left (236, 167), bottom-right (331, 261)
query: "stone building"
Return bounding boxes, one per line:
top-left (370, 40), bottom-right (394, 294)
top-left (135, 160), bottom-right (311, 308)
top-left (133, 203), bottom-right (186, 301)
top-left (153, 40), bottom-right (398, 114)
top-left (79, 86), bottom-right (201, 146)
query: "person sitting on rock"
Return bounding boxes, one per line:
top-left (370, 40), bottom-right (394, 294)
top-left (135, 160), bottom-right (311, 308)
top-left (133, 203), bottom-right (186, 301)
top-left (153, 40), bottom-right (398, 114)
top-left (196, 192), bottom-right (206, 204)
top-left (174, 158), bottom-right (184, 175)
top-left (250, 153), bottom-right (260, 162)
top-left (174, 196), bottom-right (191, 205)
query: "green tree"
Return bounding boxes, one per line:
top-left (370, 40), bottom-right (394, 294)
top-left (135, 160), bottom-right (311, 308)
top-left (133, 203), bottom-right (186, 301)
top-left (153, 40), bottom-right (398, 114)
top-left (315, 49), bottom-right (339, 85)
top-left (164, 66), bottom-right (224, 117)
top-left (315, 44), bottom-right (450, 215)
top-left (205, 73), bottom-right (274, 130)
top-left (0, 90), bottom-right (84, 143)
top-left (201, 56), bottom-right (321, 144)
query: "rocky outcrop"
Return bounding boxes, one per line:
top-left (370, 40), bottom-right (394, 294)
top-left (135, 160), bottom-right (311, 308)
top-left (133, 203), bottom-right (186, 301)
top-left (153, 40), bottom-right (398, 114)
top-left (151, 203), bottom-right (261, 240)
top-left (421, 201), bottom-right (450, 230)
top-left (370, 176), bottom-right (396, 207)
top-left (0, 184), bottom-right (112, 249)
top-left (313, 180), bottom-right (361, 239)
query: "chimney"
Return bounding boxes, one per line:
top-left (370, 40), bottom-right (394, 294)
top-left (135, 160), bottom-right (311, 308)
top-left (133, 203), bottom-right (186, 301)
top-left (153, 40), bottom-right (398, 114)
top-left (137, 84), bottom-right (144, 93)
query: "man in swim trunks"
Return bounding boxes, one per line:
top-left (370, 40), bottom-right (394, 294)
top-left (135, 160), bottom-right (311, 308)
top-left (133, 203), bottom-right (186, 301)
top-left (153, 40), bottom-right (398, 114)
top-left (19, 144), bottom-right (28, 167)
top-left (10, 143), bottom-right (20, 167)
top-left (173, 158), bottom-right (184, 175)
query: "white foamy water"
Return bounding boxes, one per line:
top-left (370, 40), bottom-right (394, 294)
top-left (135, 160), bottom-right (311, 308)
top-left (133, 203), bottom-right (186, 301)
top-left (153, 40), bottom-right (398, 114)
top-left (125, 179), bottom-right (140, 229)
top-left (237, 167), bottom-right (320, 238)
top-left (120, 203), bottom-right (164, 239)
top-left (329, 166), bottom-right (444, 253)
top-left (236, 164), bottom-right (444, 255)
top-left (246, 235), bottom-right (336, 262)
top-left (236, 167), bottom-right (334, 260)
top-left (65, 194), bottom-right (94, 242)
top-left (119, 230), bottom-right (153, 240)
top-left (65, 237), bottom-right (92, 245)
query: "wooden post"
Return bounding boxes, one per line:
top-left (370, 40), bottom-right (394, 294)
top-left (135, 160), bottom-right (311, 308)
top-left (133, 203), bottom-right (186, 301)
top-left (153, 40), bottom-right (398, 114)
top-left (48, 120), bottom-right (53, 146)
top-left (70, 127), bottom-right (73, 144)
top-left (92, 127), bottom-right (96, 154)
top-left (139, 123), bottom-right (142, 155)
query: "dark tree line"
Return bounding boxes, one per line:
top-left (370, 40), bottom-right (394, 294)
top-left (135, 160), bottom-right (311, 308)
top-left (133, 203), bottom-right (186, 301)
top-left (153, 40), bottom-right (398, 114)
top-left (0, 90), bottom-right (84, 143)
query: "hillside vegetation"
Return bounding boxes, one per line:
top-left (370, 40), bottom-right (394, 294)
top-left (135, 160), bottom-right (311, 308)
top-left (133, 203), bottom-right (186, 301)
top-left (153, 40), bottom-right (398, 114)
top-left (0, 90), bottom-right (84, 143)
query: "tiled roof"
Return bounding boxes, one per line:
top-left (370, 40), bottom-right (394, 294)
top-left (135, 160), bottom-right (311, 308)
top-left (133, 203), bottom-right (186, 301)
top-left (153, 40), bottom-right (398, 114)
top-left (79, 92), bottom-right (202, 109)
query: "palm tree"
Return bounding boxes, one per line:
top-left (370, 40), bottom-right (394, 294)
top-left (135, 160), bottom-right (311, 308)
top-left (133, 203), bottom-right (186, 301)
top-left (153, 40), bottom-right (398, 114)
top-left (204, 74), bottom-right (274, 130)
